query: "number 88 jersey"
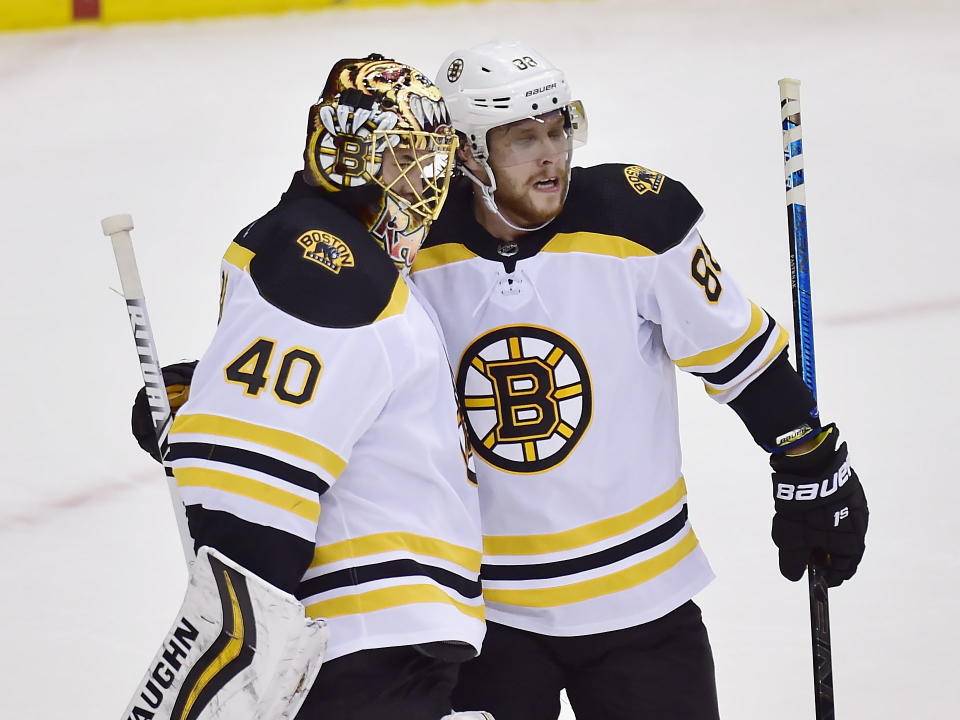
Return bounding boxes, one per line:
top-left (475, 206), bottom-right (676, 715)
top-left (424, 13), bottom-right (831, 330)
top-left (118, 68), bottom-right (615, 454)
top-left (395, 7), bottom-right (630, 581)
top-left (411, 163), bottom-right (789, 636)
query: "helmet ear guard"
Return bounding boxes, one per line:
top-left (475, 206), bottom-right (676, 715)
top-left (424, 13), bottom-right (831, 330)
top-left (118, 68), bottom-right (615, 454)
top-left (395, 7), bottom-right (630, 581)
top-left (565, 98), bottom-right (588, 149)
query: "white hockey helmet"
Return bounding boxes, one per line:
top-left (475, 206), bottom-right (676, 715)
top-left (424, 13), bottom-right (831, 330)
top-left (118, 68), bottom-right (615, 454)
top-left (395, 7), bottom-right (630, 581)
top-left (436, 39), bottom-right (587, 162)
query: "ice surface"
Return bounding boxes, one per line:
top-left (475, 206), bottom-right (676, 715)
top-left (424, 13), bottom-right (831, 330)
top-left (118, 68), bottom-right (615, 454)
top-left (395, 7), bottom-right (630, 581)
top-left (1, 1), bottom-right (957, 717)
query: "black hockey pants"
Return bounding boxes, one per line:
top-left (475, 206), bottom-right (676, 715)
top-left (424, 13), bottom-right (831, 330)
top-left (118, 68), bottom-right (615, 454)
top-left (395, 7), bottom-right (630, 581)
top-left (296, 645), bottom-right (459, 719)
top-left (452, 600), bottom-right (721, 720)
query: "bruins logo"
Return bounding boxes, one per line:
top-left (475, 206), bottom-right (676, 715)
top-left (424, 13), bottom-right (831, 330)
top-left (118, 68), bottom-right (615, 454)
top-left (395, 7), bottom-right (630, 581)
top-left (624, 165), bottom-right (665, 196)
top-left (457, 325), bottom-right (592, 474)
top-left (446, 59), bottom-right (464, 83)
top-left (297, 230), bottom-right (355, 274)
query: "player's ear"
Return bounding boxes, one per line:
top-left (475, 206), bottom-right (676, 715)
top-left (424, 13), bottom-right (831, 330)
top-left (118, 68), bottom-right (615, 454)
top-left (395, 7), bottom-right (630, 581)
top-left (457, 143), bottom-right (479, 169)
top-left (457, 142), bottom-right (493, 186)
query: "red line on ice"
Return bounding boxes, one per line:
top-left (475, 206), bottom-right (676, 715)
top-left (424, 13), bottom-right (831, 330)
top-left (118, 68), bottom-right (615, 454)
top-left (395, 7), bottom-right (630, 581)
top-left (821, 296), bottom-right (960, 326)
top-left (2, 296), bottom-right (957, 532)
top-left (0, 475), bottom-right (152, 533)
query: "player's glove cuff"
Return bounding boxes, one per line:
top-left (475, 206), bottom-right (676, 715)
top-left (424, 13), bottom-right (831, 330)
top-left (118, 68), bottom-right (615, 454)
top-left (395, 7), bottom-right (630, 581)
top-left (131, 360), bottom-right (198, 462)
top-left (770, 424), bottom-right (855, 511)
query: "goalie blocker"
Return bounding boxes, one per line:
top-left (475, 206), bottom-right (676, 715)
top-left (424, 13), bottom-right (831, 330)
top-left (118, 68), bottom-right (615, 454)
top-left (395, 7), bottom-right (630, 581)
top-left (123, 547), bottom-right (326, 720)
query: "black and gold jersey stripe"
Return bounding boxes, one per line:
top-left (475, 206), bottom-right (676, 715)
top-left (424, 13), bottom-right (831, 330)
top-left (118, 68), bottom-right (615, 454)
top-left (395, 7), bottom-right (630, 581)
top-left (167, 442), bottom-right (330, 497)
top-left (482, 505), bottom-right (688, 581)
top-left (300, 559), bottom-right (482, 600)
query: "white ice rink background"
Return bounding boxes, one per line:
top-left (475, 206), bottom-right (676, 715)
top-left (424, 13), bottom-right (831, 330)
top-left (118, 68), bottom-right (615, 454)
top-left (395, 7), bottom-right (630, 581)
top-left (1, 0), bottom-right (957, 717)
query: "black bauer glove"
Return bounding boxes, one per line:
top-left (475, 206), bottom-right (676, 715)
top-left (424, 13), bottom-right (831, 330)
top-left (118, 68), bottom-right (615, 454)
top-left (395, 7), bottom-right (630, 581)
top-left (131, 360), bottom-right (198, 462)
top-left (769, 424), bottom-right (868, 587)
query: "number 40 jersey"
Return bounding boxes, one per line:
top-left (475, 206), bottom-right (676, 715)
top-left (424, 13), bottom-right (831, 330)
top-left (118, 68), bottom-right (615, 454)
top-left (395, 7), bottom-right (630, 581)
top-left (166, 176), bottom-right (485, 662)
top-left (411, 164), bottom-right (793, 637)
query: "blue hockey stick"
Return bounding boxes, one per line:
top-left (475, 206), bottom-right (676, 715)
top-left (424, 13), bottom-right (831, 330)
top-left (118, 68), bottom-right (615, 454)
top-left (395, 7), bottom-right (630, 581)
top-left (778, 78), bottom-right (834, 720)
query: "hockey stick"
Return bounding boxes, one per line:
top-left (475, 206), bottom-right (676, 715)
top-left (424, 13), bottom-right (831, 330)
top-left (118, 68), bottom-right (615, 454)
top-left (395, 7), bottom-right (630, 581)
top-left (101, 213), bottom-right (195, 565)
top-left (778, 78), bottom-right (834, 720)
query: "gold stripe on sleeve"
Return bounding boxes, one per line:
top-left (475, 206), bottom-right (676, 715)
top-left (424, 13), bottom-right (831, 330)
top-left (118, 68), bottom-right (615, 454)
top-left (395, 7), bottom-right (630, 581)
top-left (483, 477), bottom-right (687, 556)
top-left (223, 242), bottom-right (255, 271)
top-left (305, 584), bottom-right (484, 620)
top-left (311, 532), bottom-right (482, 573)
top-left (171, 413), bottom-right (347, 479)
top-left (482, 530), bottom-right (700, 608)
top-left (675, 302), bottom-right (765, 369)
top-left (705, 324), bottom-right (790, 396)
top-left (175, 467), bottom-right (321, 523)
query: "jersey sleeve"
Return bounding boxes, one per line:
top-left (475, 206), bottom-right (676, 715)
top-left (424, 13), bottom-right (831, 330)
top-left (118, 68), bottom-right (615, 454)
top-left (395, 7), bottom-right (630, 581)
top-left (166, 262), bottom-right (395, 591)
top-left (634, 226), bottom-right (820, 450)
top-left (637, 227), bottom-right (790, 403)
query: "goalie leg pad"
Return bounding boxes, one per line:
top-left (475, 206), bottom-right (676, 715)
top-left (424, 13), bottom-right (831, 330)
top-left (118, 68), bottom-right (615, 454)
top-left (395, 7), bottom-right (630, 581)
top-left (123, 546), bottom-right (326, 720)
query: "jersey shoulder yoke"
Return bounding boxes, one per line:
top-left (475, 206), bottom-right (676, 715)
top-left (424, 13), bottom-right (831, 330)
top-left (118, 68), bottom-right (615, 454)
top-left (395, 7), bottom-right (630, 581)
top-left (228, 196), bottom-right (406, 328)
top-left (557, 163), bottom-right (704, 255)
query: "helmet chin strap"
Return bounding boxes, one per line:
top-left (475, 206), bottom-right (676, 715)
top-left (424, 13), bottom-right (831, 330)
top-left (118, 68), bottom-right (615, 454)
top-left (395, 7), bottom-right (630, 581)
top-left (461, 159), bottom-right (555, 234)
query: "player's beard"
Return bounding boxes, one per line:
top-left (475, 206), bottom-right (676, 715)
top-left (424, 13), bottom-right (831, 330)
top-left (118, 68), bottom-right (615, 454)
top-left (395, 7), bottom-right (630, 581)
top-left (492, 164), bottom-right (569, 229)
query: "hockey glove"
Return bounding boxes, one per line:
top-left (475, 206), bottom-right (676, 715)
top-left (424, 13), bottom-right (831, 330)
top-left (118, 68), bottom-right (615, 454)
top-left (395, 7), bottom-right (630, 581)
top-left (131, 360), bottom-right (198, 462)
top-left (769, 424), bottom-right (868, 587)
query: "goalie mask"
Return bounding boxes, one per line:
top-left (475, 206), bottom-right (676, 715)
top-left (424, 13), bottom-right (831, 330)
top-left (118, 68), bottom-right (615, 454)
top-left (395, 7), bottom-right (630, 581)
top-left (304, 54), bottom-right (458, 273)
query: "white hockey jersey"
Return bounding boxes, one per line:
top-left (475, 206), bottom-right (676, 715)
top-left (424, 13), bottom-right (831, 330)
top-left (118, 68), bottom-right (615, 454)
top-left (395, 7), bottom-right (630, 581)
top-left (410, 164), bottom-right (788, 636)
top-left (167, 177), bottom-right (485, 661)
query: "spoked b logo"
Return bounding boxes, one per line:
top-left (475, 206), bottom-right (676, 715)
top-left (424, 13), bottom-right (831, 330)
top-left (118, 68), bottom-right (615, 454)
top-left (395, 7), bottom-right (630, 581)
top-left (456, 325), bottom-right (592, 474)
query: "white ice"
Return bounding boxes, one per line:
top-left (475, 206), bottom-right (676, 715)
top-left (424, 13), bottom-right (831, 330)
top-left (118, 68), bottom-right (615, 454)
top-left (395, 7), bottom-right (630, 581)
top-left (1, 0), bottom-right (957, 717)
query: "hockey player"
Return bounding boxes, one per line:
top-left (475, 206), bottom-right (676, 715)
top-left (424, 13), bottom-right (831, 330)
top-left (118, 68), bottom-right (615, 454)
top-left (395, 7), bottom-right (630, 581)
top-left (405, 40), bottom-right (870, 720)
top-left (131, 55), bottom-right (489, 719)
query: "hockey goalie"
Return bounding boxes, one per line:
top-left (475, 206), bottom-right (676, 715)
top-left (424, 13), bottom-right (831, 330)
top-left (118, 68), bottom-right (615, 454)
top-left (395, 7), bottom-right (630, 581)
top-left (120, 52), bottom-right (488, 720)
